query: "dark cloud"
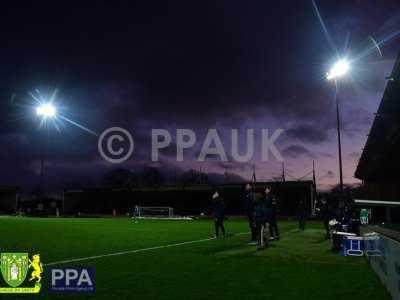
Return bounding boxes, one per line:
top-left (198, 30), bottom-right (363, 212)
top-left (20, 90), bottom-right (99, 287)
top-left (285, 124), bottom-right (331, 143)
top-left (217, 161), bottom-right (253, 172)
top-left (282, 144), bottom-right (315, 159)
top-left (341, 107), bottom-right (375, 138)
top-left (0, 1), bottom-right (398, 189)
top-left (317, 152), bottom-right (335, 159)
top-left (319, 170), bottom-right (336, 180)
top-left (348, 151), bottom-right (361, 159)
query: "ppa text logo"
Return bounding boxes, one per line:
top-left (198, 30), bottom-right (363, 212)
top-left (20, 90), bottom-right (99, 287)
top-left (50, 267), bottom-right (95, 293)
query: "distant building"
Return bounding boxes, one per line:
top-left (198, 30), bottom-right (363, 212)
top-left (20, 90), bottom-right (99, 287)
top-left (0, 186), bottom-right (18, 214)
top-left (355, 52), bottom-right (400, 222)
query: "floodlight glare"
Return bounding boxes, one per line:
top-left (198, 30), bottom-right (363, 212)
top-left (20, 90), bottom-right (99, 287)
top-left (326, 59), bottom-right (349, 80)
top-left (36, 103), bottom-right (56, 118)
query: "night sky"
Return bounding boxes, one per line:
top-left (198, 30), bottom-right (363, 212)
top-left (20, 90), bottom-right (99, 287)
top-left (1, 1), bottom-right (399, 191)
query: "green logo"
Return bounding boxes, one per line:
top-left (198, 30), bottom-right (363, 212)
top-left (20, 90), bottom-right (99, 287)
top-left (0, 253), bottom-right (42, 293)
top-left (1, 253), bottom-right (29, 287)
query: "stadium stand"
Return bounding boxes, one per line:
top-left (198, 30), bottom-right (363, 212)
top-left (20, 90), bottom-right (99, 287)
top-left (355, 51), bottom-right (400, 223)
top-left (354, 51), bottom-right (400, 300)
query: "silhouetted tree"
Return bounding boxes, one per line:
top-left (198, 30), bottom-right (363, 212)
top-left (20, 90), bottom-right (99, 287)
top-left (102, 168), bottom-right (134, 187)
top-left (141, 167), bottom-right (165, 186)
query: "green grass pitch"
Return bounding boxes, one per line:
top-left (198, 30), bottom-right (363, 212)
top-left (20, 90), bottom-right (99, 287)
top-left (0, 217), bottom-right (390, 300)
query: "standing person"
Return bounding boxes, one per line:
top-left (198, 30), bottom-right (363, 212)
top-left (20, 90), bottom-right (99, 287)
top-left (244, 184), bottom-right (257, 244)
top-left (319, 198), bottom-right (331, 239)
top-left (349, 210), bottom-right (361, 236)
top-left (254, 192), bottom-right (268, 250)
top-left (360, 208), bottom-right (369, 225)
top-left (297, 198), bottom-right (307, 231)
top-left (265, 186), bottom-right (280, 241)
top-left (132, 205), bottom-right (140, 223)
top-left (211, 191), bottom-right (225, 238)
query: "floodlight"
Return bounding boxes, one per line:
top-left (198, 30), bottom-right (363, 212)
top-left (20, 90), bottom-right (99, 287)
top-left (326, 59), bottom-right (350, 80)
top-left (36, 103), bottom-right (56, 118)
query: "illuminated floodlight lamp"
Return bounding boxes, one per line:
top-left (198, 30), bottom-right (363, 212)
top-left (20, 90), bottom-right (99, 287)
top-left (326, 59), bottom-right (350, 80)
top-left (36, 103), bottom-right (57, 118)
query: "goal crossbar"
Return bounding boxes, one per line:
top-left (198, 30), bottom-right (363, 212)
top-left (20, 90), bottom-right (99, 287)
top-left (138, 206), bottom-right (174, 217)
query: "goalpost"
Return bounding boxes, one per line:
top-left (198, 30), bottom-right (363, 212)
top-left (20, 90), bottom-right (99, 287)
top-left (137, 206), bottom-right (174, 218)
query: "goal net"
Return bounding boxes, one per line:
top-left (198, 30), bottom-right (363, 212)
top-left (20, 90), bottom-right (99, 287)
top-left (138, 206), bottom-right (174, 218)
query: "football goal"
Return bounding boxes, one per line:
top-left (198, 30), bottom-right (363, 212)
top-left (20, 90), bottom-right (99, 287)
top-left (138, 206), bottom-right (174, 218)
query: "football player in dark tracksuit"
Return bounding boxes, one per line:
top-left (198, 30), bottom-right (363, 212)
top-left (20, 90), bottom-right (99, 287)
top-left (254, 192), bottom-right (268, 250)
top-left (244, 184), bottom-right (257, 244)
top-left (297, 199), bottom-right (307, 231)
top-left (211, 191), bottom-right (226, 238)
top-left (265, 186), bottom-right (280, 240)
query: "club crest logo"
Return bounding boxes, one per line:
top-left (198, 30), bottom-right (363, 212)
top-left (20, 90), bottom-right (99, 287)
top-left (0, 253), bottom-right (43, 293)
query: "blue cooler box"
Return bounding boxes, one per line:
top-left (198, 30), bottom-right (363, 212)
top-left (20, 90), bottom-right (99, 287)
top-left (343, 236), bottom-right (364, 256)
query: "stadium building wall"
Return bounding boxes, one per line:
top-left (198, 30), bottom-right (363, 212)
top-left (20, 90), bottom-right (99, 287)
top-left (62, 181), bottom-right (315, 216)
top-left (365, 227), bottom-right (400, 300)
top-left (361, 181), bottom-right (400, 223)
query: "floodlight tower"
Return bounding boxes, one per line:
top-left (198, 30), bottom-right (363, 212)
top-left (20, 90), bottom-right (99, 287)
top-left (326, 58), bottom-right (350, 193)
top-left (36, 103), bottom-right (57, 198)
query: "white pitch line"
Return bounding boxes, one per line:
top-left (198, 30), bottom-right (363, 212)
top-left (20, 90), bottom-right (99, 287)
top-left (44, 232), bottom-right (249, 266)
